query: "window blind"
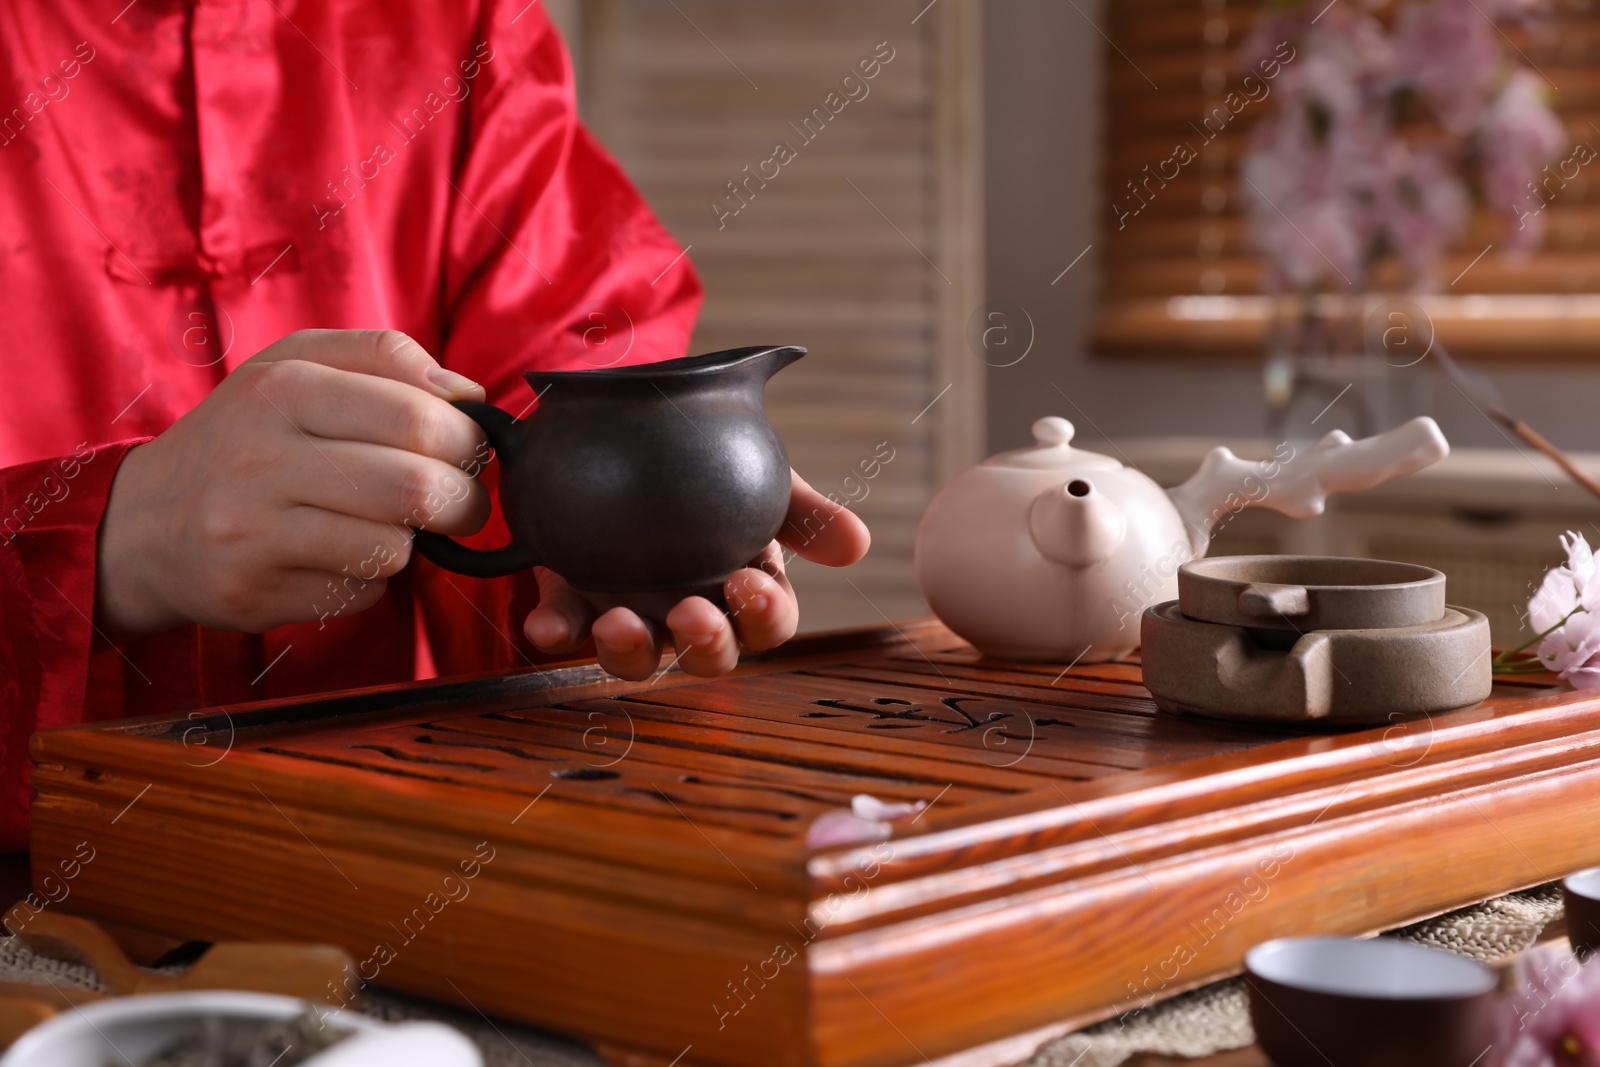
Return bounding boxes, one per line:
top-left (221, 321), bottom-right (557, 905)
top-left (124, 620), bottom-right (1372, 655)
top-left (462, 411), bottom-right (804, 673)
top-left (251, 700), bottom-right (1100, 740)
top-left (1093, 0), bottom-right (1600, 360)
top-left (570, 0), bottom-right (985, 630)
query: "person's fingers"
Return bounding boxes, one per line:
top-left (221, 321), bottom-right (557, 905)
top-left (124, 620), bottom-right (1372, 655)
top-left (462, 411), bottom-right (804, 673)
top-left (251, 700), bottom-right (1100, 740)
top-left (248, 329), bottom-right (485, 402)
top-left (276, 569), bottom-right (390, 631)
top-left (246, 358), bottom-right (488, 468)
top-left (523, 568), bottom-right (599, 655)
top-left (195, 566), bottom-right (390, 634)
top-left (528, 471), bottom-right (865, 680)
top-left (266, 507), bottom-right (414, 578)
top-left (665, 597), bottom-right (740, 677)
top-left (281, 440), bottom-right (490, 535)
top-left (724, 544), bottom-right (799, 651)
top-left (591, 607), bottom-right (668, 681)
top-left (777, 469), bottom-right (871, 566)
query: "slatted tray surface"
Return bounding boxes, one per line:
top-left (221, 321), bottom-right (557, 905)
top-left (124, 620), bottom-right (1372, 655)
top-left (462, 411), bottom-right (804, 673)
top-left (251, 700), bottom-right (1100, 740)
top-left (252, 649), bottom-right (1290, 832)
top-left (28, 620), bottom-right (1600, 1067)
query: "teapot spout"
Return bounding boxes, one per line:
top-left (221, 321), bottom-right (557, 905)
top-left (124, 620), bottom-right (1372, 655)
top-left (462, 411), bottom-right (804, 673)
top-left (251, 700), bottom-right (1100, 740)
top-left (1028, 477), bottom-right (1128, 568)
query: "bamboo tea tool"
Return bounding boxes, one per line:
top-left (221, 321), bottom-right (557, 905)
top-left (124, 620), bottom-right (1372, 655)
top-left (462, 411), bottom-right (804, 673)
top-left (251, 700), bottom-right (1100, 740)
top-left (0, 997), bottom-right (65, 1049)
top-left (5, 912), bottom-right (354, 1002)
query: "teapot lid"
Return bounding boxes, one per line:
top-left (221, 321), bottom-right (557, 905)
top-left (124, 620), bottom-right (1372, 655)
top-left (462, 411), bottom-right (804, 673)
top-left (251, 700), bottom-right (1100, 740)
top-left (983, 417), bottom-right (1123, 471)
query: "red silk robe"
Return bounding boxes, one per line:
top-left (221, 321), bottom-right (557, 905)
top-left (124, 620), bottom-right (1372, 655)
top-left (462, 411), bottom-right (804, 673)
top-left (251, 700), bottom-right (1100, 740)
top-left (0, 0), bottom-right (701, 848)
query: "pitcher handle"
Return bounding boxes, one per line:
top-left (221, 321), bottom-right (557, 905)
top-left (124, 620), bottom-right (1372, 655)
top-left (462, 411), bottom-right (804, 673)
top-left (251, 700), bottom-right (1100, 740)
top-left (413, 400), bottom-right (540, 579)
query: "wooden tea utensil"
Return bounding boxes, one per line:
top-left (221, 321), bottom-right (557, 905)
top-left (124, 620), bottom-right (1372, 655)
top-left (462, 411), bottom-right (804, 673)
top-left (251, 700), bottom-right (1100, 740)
top-left (7, 912), bottom-right (354, 1002)
top-left (0, 979), bottom-right (103, 1010)
top-left (179, 941), bottom-right (356, 1001)
top-left (0, 995), bottom-right (60, 1048)
top-left (0, 983), bottom-right (105, 1047)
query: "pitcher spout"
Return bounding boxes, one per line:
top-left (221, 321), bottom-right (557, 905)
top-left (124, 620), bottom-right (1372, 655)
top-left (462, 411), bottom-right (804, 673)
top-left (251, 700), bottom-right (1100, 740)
top-left (524, 344), bottom-right (805, 392)
top-left (711, 344), bottom-right (806, 382)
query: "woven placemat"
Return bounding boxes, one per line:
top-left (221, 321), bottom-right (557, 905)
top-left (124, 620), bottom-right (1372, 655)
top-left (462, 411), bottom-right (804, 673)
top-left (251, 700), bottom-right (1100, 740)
top-left (0, 885), bottom-right (1565, 1066)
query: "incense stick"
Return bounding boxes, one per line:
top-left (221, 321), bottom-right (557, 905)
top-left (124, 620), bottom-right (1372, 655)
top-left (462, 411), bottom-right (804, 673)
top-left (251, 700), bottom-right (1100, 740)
top-left (1431, 342), bottom-right (1600, 504)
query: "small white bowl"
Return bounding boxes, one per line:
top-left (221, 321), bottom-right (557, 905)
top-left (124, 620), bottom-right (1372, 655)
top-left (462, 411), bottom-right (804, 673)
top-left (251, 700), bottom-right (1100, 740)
top-left (0, 990), bottom-right (481, 1067)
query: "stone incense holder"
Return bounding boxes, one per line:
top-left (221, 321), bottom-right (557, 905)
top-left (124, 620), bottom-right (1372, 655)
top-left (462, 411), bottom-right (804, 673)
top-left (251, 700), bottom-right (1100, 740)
top-left (1141, 555), bottom-right (1491, 724)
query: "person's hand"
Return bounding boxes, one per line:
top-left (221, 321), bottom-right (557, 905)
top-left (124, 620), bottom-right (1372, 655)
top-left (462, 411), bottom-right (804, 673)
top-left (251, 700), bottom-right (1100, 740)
top-left (98, 330), bottom-right (490, 635)
top-left (522, 470), bottom-right (870, 679)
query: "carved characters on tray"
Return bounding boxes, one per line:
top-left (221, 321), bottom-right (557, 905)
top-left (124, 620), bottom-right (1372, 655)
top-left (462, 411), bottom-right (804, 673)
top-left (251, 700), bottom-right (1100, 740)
top-left (805, 695), bottom-right (1046, 767)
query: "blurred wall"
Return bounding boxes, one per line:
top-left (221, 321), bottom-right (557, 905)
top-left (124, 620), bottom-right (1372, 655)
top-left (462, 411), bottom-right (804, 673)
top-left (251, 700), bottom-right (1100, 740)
top-left (981, 0), bottom-right (1600, 457)
top-left (558, 1), bottom-right (982, 630)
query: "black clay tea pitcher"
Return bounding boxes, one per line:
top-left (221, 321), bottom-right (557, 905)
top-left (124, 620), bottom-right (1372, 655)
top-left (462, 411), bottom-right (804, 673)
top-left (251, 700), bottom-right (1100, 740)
top-left (414, 345), bottom-right (803, 593)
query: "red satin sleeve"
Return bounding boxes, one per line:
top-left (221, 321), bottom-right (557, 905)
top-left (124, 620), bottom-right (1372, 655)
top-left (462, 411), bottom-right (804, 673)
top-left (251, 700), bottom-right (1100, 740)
top-left (0, 440), bottom-right (144, 850)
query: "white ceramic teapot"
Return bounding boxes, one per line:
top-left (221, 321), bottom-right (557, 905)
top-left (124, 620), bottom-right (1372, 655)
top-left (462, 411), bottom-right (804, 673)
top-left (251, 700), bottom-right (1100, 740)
top-left (913, 415), bottom-right (1450, 662)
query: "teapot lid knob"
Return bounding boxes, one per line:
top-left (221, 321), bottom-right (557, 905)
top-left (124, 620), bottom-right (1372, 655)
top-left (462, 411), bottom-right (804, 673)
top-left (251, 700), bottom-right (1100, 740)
top-left (1032, 417), bottom-right (1075, 446)
top-left (983, 414), bottom-right (1119, 471)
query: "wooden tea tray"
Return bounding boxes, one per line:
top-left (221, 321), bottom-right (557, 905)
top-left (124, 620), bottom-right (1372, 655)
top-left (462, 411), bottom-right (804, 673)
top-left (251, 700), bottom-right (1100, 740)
top-left (28, 620), bottom-right (1600, 1067)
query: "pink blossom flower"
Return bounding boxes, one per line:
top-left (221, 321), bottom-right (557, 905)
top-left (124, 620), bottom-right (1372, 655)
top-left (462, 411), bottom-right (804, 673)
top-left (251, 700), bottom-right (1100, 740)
top-left (1527, 532), bottom-right (1600, 688)
top-left (1238, 0), bottom-right (1562, 290)
top-left (805, 794), bottom-right (925, 848)
top-left (1393, 0), bottom-right (1501, 133)
top-left (1501, 947), bottom-right (1600, 1066)
top-left (1379, 144), bottom-right (1471, 285)
top-left (1480, 69), bottom-right (1569, 253)
top-left (1476, 0), bottom-right (1543, 18)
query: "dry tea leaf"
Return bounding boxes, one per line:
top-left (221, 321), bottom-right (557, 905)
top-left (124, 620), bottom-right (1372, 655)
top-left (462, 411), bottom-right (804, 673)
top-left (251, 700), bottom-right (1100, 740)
top-left (119, 1004), bottom-right (351, 1067)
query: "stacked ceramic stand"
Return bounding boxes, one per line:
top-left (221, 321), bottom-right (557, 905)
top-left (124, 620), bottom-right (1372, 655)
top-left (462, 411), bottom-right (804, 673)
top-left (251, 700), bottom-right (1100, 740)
top-left (1141, 556), bottom-right (1492, 724)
